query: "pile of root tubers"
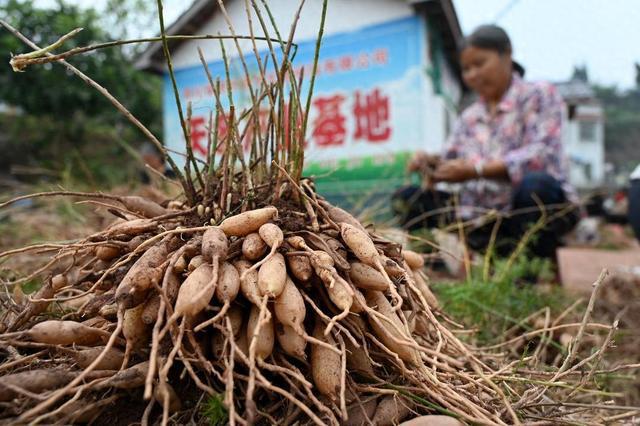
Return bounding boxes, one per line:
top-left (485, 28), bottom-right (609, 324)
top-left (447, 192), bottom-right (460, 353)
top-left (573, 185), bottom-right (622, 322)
top-left (0, 1), bottom-right (631, 424)
top-left (0, 186), bottom-right (499, 425)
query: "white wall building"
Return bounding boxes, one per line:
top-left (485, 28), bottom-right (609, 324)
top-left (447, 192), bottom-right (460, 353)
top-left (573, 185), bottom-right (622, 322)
top-left (137, 0), bottom-right (465, 202)
top-left (555, 78), bottom-right (605, 190)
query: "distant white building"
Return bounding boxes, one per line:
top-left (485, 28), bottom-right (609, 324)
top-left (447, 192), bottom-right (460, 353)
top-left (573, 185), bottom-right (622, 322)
top-left (555, 77), bottom-right (605, 190)
top-left (137, 0), bottom-right (464, 201)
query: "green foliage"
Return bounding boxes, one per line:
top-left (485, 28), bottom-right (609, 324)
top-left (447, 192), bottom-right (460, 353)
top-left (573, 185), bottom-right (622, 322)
top-left (0, 0), bottom-right (160, 120)
top-left (593, 85), bottom-right (640, 173)
top-left (19, 278), bottom-right (41, 294)
top-left (0, 0), bottom-right (162, 186)
top-left (102, 0), bottom-right (158, 44)
top-left (433, 254), bottom-right (567, 344)
top-left (0, 113), bottom-right (143, 186)
top-left (201, 394), bottom-right (228, 426)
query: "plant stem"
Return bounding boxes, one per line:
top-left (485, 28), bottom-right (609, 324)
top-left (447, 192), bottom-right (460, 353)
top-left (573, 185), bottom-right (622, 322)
top-left (301, 0), bottom-right (329, 175)
top-left (155, 0), bottom-right (199, 204)
top-left (9, 27), bottom-right (83, 71)
top-left (9, 33), bottom-right (292, 71)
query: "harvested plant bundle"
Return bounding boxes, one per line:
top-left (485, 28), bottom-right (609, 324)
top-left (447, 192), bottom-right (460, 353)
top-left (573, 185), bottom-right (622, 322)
top-left (1, 184), bottom-right (493, 425)
top-left (0, 188), bottom-right (627, 425)
top-left (0, 1), bottom-right (631, 425)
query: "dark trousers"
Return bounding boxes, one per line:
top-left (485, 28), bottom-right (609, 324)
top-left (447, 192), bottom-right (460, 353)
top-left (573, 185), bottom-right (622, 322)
top-left (629, 179), bottom-right (640, 242)
top-left (392, 173), bottom-right (580, 258)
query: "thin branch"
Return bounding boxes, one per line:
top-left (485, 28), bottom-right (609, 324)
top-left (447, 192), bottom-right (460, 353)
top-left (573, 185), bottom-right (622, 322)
top-left (8, 33), bottom-right (293, 70)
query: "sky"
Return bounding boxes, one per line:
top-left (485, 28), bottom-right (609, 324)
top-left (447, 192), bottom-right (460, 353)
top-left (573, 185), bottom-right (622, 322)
top-left (32, 0), bottom-right (640, 89)
top-left (452, 0), bottom-right (640, 89)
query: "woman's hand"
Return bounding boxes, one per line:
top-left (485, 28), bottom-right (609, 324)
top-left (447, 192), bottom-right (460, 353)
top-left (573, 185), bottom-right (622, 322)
top-left (433, 159), bottom-right (477, 183)
top-left (407, 152), bottom-right (441, 173)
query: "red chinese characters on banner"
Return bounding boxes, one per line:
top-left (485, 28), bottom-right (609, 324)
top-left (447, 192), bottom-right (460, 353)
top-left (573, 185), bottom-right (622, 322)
top-left (189, 115), bottom-right (230, 157)
top-left (282, 105), bottom-right (306, 150)
top-left (190, 107), bottom-right (302, 157)
top-left (312, 94), bottom-right (347, 147)
top-left (190, 114), bottom-right (232, 157)
top-left (372, 48), bottom-right (389, 65)
top-left (237, 109), bottom-right (270, 153)
top-left (339, 56), bottom-right (353, 72)
top-left (189, 116), bottom-right (208, 156)
top-left (310, 88), bottom-right (392, 148)
top-left (353, 88), bottom-right (391, 142)
top-left (188, 88), bottom-right (391, 157)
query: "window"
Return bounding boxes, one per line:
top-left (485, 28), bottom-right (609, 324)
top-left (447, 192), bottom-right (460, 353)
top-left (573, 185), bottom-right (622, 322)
top-left (579, 121), bottom-right (597, 142)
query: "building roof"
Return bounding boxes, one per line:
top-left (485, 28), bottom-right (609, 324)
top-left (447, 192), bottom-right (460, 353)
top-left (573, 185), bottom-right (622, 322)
top-left (136, 0), bottom-right (214, 73)
top-left (555, 78), bottom-right (597, 103)
top-left (411, 0), bottom-right (463, 77)
top-left (136, 0), bottom-right (463, 77)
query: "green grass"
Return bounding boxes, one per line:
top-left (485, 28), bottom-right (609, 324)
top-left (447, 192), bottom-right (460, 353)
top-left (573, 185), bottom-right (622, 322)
top-left (201, 394), bottom-right (228, 426)
top-left (19, 278), bottom-right (42, 294)
top-left (433, 254), bottom-right (570, 344)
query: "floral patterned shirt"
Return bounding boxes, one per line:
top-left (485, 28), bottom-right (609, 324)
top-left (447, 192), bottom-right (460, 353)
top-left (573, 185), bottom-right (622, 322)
top-left (442, 73), bottom-right (577, 219)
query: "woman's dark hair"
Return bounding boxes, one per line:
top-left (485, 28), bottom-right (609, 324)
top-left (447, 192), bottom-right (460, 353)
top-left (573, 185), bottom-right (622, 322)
top-left (461, 24), bottom-right (525, 76)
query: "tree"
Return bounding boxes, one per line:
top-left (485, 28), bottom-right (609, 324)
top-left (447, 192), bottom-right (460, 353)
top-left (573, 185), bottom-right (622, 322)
top-left (0, 0), bottom-right (160, 122)
top-left (571, 65), bottom-right (589, 83)
top-left (0, 0), bottom-right (162, 183)
top-left (594, 84), bottom-right (640, 173)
